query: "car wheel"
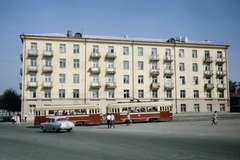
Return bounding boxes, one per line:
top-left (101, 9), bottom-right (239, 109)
top-left (41, 127), bottom-right (46, 132)
top-left (67, 129), bottom-right (71, 132)
top-left (55, 128), bottom-right (60, 133)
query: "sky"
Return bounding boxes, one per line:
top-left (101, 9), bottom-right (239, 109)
top-left (0, 0), bottom-right (239, 94)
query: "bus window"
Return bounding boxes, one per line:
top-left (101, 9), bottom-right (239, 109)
top-left (140, 107), bottom-right (146, 112)
top-left (49, 110), bottom-right (54, 114)
top-left (153, 106), bottom-right (157, 111)
top-left (81, 109), bottom-right (86, 114)
top-left (148, 107), bottom-right (152, 112)
top-left (122, 108), bottom-right (128, 112)
top-left (40, 111), bottom-right (46, 116)
top-left (117, 108), bottom-right (120, 113)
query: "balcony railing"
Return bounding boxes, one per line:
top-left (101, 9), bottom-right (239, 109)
top-left (203, 57), bottom-right (213, 63)
top-left (203, 70), bottom-right (213, 76)
top-left (217, 84), bottom-right (227, 90)
top-left (105, 52), bottom-right (117, 59)
top-left (149, 55), bottom-right (160, 61)
top-left (151, 83), bottom-right (160, 90)
top-left (164, 83), bottom-right (174, 89)
top-left (106, 67), bottom-right (116, 74)
top-left (27, 81), bottom-right (38, 88)
top-left (19, 83), bottom-right (22, 90)
top-left (216, 57), bottom-right (226, 64)
top-left (27, 49), bottom-right (38, 57)
top-left (163, 55), bottom-right (173, 62)
top-left (164, 69), bottom-right (174, 75)
top-left (90, 67), bottom-right (101, 74)
top-left (150, 69), bottom-right (160, 75)
top-left (42, 81), bottom-right (53, 88)
top-left (90, 52), bottom-right (101, 59)
top-left (20, 68), bottom-right (22, 75)
top-left (204, 83), bottom-right (214, 89)
top-left (20, 54), bottom-right (23, 62)
top-left (27, 65), bottom-right (38, 72)
top-left (90, 82), bottom-right (101, 89)
top-left (105, 82), bottom-right (117, 89)
top-left (43, 50), bottom-right (54, 57)
top-left (216, 70), bottom-right (227, 77)
top-left (42, 66), bottom-right (53, 73)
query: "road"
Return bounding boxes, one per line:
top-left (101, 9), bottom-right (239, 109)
top-left (0, 119), bottom-right (240, 160)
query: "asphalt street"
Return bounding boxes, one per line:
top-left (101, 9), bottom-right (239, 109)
top-left (0, 119), bottom-right (240, 160)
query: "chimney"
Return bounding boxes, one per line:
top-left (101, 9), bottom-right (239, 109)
top-left (67, 30), bottom-right (73, 38)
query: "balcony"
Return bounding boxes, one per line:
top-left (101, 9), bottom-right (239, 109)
top-left (42, 66), bottom-right (53, 73)
top-left (20, 68), bottom-right (22, 76)
top-left (27, 65), bottom-right (38, 73)
top-left (90, 67), bottom-right (101, 74)
top-left (149, 55), bottom-right (160, 62)
top-left (90, 52), bottom-right (101, 59)
top-left (216, 57), bottom-right (226, 64)
top-left (151, 83), bottom-right (160, 90)
top-left (217, 84), bottom-right (227, 90)
top-left (43, 50), bottom-right (54, 57)
top-left (164, 83), bottom-right (174, 90)
top-left (164, 69), bottom-right (174, 75)
top-left (20, 54), bottom-right (23, 62)
top-left (19, 83), bottom-right (22, 90)
top-left (90, 82), bottom-right (101, 89)
top-left (204, 83), bottom-right (214, 89)
top-left (27, 81), bottom-right (38, 88)
top-left (203, 57), bottom-right (213, 63)
top-left (106, 67), bottom-right (116, 74)
top-left (163, 55), bottom-right (173, 62)
top-left (216, 70), bottom-right (227, 77)
top-left (150, 69), bottom-right (160, 76)
top-left (203, 70), bottom-right (213, 77)
top-left (105, 82), bottom-right (117, 89)
top-left (105, 52), bottom-right (117, 59)
top-left (42, 81), bottom-right (53, 88)
top-left (27, 49), bottom-right (38, 57)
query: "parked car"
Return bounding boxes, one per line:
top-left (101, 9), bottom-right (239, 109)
top-left (0, 115), bottom-right (4, 122)
top-left (40, 117), bottom-right (75, 133)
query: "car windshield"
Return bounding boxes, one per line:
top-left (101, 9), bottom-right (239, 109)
top-left (56, 118), bottom-right (68, 121)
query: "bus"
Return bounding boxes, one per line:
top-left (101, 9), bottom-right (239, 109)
top-left (107, 101), bottom-right (172, 123)
top-left (34, 104), bottom-right (102, 126)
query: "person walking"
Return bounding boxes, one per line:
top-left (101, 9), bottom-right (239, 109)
top-left (211, 111), bottom-right (218, 126)
top-left (126, 113), bottom-right (131, 126)
top-left (107, 114), bottom-right (111, 128)
top-left (11, 115), bottom-right (15, 125)
top-left (24, 113), bottom-right (27, 122)
top-left (110, 113), bottom-right (115, 128)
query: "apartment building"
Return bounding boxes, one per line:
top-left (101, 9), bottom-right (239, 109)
top-left (20, 30), bottom-right (230, 121)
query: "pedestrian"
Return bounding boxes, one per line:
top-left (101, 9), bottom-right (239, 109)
top-left (11, 115), bottom-right (15, 125)
top-left (110, 113), bottom-right (115, 128)
top-left (211, 111), bottom-right (218, 126)
top-left (107, 114), bottom-right (111, 128)
top-left (24, 113), bottom-right (27, 122)
top-left (126, 113), bottom-right (131, 126)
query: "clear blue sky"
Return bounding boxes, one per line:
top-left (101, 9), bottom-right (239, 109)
top-left (0, 0), bottom-right (239, 94)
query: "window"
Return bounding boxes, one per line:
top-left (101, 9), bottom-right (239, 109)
top-left (123, 47), bottom-right (129, 55)
top-left (152, 48), bottom-right (157, 57)
top-left (194, 104), bottom-right (199, 112)
top-left (179, 49), bottom-right (184, 58)
top-left (30, 89), bottom-right (36, 98)
top-left (73, 74), bottom-right (79, 83)
top-left (108, 90), bottom-right (114, 98)
top-left (152, 62), bottom-right (157, 70)
top-left (193, 76), bottom-right (198, 85)
top-left (138, 61), bottom-right (144, 70)
top-left (179, 63), bottom-right (185, 71)
top-left (93, 60), bottom-right (99, 69)
top-left (74, 59), bottom-right (79, 68)
top-left (138, 47), bottom-right (143, 56)
top-left (138, 90), bottom-right (144, 98)
top-left (138, 75), bottom-right (144, 84)
top-left (29, 105), bottom-right (36, 114)
top-left (206, 90), bottom-right (211, 98)
top-left (152, 90), bottom-right (158, 98)
top-left (152, 76), bottom-right (157, 83)
top-left (108, 46), bottom-right (114, 53)
top-left (180, 90), bottom-right (185, 98)
top-left (124, 90), bottom-right (129, 98)
top-left (123, 75), bottom-right (129, 83)
top-left (73, 89), bottom-right (79, 98)
top-left (217, 64), bottom-right (223, 73)
top-left (59, 74), bottom-right (66, 83)
top-left (30, 58), bottom-right (37, 67)
top-left (60, 44), bottom-right (66, 53)
top-left (180, 76), bottom-right (185, 85)
top-left (30, 43), bottom-right (37, 54)
top-left (194, 90), bottom-right (199, 98)
top-left (60, 59), bottom-right (66, 68)
top-left (181, 104), bottom-right (186, 112)
top-left (205, 64), bottom-right (210, 72)
top-left (93, 45), bottom-right (99, 54)
top-left (123, 61), bottom-right (129, 70)
top-left (46, 43), bottom-right (52, 52)
top-left (44, 90), bottom-right (51, 98)
top-left (59, 89), bottom-right (65, 98)
top-left (92, 89), bottom-right (99, 98)
top-left (192, 50), bottom-right (197, 58)
top-left (45, 58), bottom-right (52, 67)
top-left (207, 104), bottom-right (212, 112)
top-left (205, 50), bottom-right (210, 59)
top-left (192, 63), bottom-right (198, 71)
top-left (165, 49), bottom-right (171, 60)
top-left (30, 73), bottom-right (36, 83)
top-left (217, 51), bottom-right (222, 60)
top-left (166, 90), bottom-right (172, 98)
top-left (73, 44), bottom-right (79, 53)
top-left (220, 104), bottom-right (225, 111)
top-left (219, 91), bottom-right (224, 98)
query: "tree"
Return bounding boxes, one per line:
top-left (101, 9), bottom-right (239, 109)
top-left (229, 80), bottom-right (240, 93)
top-left (0, 88), bottom-right (21, 116)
